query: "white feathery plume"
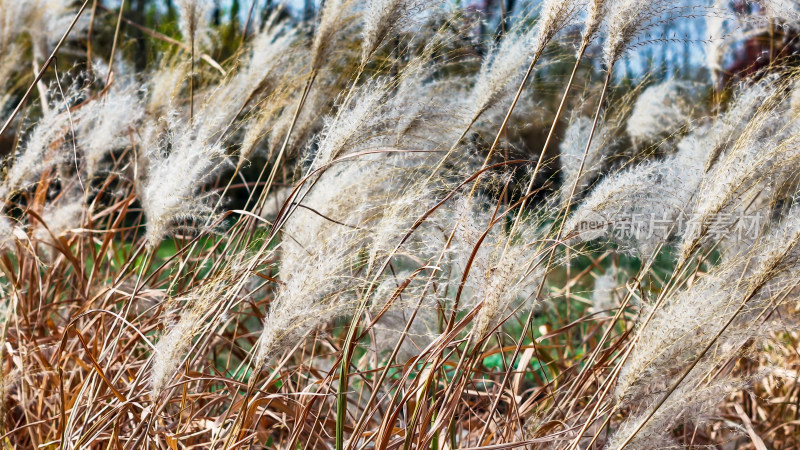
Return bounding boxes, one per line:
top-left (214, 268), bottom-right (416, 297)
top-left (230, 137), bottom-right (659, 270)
top-left (151, 308), bottom-right (201, 397)
top-left (176, 0), bottom-right (215, 51)
top-left (533, 0), bottom-right (583, 56)
top-left (75, 85), bottom-right (144, 179)
top-left (611, 201), bottom-right (800, 447)
top-left (471, 0), bottom-right (581, 123)
top-left (369, 293), bottom-right (439, 364)
top-left (0, 44), bottom-right (22, 115)
top-left (606, 372), bottom-right (747, 449)
top-left (0, 0), bottom-right (87, 57)
top-left (582, 0), bottom-right (609, 45)
top-left (236, 24), bottom-right (302, 167)
top-left (254, 239), bottom-right (354, 368)
top-left (307, 78), bottom-right (391, 173)
top-left (678, 77), bottom-right (800, 262)
top-left (2, 109), bottom-right (70, 199)
top-left (603, 0), bottom-right (670, 66)
top-left (0, 0), bottom-right (28, 51)
top-left (470, 28), bottom-right (538, 123)
top-left (761, 0), bottom-right (800, 29)
top-left (452, 197), bottom-right (546, 345)
top-left (559, 115), bottom-right (614, 205)
top-left (361, 0), bottom-right (425, 64)
top-left (26, 0), bottom-right (90, 61)
top-left (626, 80), bottom-right (695, 144)
top-left (140, 114), bottom-right (228, 247)
top-left (245, 21), bottom-right (297, 89)
top-left (256, 145), bottom-right (448, 369)
top-left (150, 278), bottom-right (234, 397)
top-left (35, 197), bottom-right (83, 248)
top-left (266, 83), bottom-right (326, 159)
top-left (590, 270), bottom-right (618, 316)
top-left (564, 126), bottom-right (709, 257)
top-left (147, 64), bottom-right (187, 113)
top-left (311, 0), bottom-right (354, 71)
top-left (0, 214), bottom-right (21, 250)
top-left (792, 79), bottom-right (800, 116)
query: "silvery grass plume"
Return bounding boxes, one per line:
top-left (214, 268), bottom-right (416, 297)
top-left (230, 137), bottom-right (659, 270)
top-left (678, 76), bottom-right (800, 263)
top-left (452, 196), bottom-right (547, 345)
top-left (360, 0), bottom-right (426, 65)
top-left (256, 145), bottom-right (448, 369)
top-left (369, 293), bottom-right (440, 363)
top-left (582, 0), bottom-right (609, 46)
top-left (238, 91), bottom-right (291, 169)
top-left (614, 261), bottom-right (751, 405)
top-left (12, 1), bottom-right (89, 63)
top-left (0, 44), bottom-right (22, 114)
top-left (140, 113), bottom-right (228, 247)
top-left (229, 13), bottom-right (299, 109)
top-left (247, 11), bottom-right (297, 85)
top-left (590, 270), bottom-right (619, 316)
top-left (610, 200), bottom-right (800, 448)
top-left (605, 372), bottom-right (748, 449)
top-left (0, 0), bottom-right (27, 51)
top-left (534, 0), bottom-right (583, 55)
top-left (239, 18), bottom-right (297, 93)
top-left (306, 78), bottom-right (392, 173)
top-left (626, 79), bottom-right (696, 145)
top-left (311, 0), bottom-right (355, 72)
top-left (792, 79), bottom-right (800, 115)
top-left (362, 57), bottom-right (471, 153)
top-left (254, 238), bottom-right (355, 369)
top-left (236, 22), bottom-right (303, 167)
top-left (0, 214), bottom-right (20, 250)
top-left (255, 163), bottom-right (374, 368)
top-left (700, 76), bottom-right (780, 171)
top-left (146, 62), bottom-right (187, 113)
top-left (177, 0), bottom-right (215, 51)
top-left (705, 0), bottom-right (728, 87)
top-left (762, 0), bottom-right (800, 29)
top-left (1, 108), bottom-right (71, 200)
top-left (74, 85), bottom-right (144, 180)
top-left (34, 195), bottom-right (83, 254)
top-left (603, 0), bottom-right (674, 66)
top-left (559, 114), bottom-right (615, 206)
top-left (469, 0), bottom-right (581, 124)
top-left (266, 83), bottom-right (326, 159)
top-left (564, 126), bottom-right (709, 257)
top-left (150, 276), bottom-right (237, 397)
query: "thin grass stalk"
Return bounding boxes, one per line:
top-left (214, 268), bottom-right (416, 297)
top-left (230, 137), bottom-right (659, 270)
top-left (469, 51), bottom-right (542, 196)
top-left (105, 0), bottom-right (126, 87)
top-left (96, 7), bottom-right (226, 74)
top-left (615, 252), bottom-right (799, 448)
top-left (412, 193), bottom-right (543, 444)
top-left (0, 0), bottom-right (91, 138)
top-left (86, 0), bottom-right (99, 71)
top-left (472, 44), bottom-right (593, 442)
top-left (338, 161), bottom-right (528, 448)
top-left (345, 268), bottom-right (433, 449)
top-left (240, 0), bottom-right (258, 49)
top-left (246, 70), bottom-right (316, 215)
top-left (502, 41), bottom-right (589, 252)
top-left (190, 25), bottom-right (195, 123)
top-left (564, 245), bottom-right (713, 449)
